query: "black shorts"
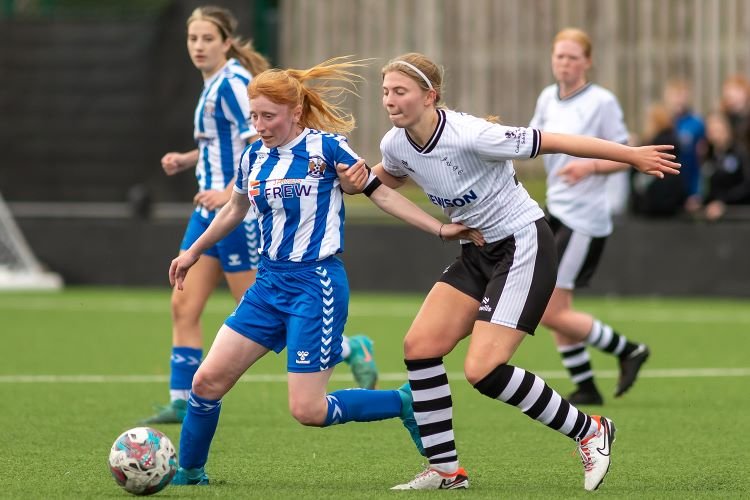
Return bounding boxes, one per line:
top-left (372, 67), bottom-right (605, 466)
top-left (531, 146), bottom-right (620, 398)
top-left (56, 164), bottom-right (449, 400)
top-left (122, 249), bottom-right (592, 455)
top-left (547, 215), bottom-right (607, 289)
top-left (438, 218), bottom-right (557, 334)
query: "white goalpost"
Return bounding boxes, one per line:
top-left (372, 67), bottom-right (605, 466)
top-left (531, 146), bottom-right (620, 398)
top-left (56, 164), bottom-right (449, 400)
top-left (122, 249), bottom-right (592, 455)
top-left (0, 193), bottom-right (63, 290)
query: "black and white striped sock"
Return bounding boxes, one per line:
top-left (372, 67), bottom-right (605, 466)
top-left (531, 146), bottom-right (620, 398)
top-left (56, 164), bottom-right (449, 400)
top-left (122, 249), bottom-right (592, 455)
top-left (474, 363), bottom-right (597, 440)
top-left (558, 342), bottom-right (597, 391)
top-left (587, 319), bottom-right (638, 359)
top-left (405, 357), bottom-right (458, 474)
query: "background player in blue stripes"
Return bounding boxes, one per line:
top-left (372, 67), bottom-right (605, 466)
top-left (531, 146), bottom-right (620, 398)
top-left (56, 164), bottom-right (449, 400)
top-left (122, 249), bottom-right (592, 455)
top-left (142, 6), bottom-right (379, 425)
top-left (166, 57), bottom-right (484, 486)
top-left (530, 28), bottom-right (652, 406)
top-left (340, 52), bottom-right (679, 491)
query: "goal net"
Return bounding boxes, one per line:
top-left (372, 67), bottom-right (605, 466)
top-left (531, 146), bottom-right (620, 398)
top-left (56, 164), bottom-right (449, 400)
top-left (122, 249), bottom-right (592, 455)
top-left (0, 193), bottom-right (63, 290)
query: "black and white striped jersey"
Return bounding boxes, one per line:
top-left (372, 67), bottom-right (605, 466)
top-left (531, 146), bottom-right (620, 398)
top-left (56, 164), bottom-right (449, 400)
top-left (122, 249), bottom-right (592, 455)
top-left (380, 109), bottom-right (544, 243)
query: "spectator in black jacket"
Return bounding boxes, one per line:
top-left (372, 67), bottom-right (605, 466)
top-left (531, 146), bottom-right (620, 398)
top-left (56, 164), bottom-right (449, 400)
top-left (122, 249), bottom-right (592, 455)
top-left (702, 111), bottom-right (750, 220)
top-left (631, 103), bottom-right (685, 216)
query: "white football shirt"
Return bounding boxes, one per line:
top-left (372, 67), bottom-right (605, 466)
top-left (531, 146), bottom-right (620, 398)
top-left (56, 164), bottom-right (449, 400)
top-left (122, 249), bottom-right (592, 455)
top-left (380, 109), bottom-right (544, 243)
top-left (529, 83), bottom-right (629, 236)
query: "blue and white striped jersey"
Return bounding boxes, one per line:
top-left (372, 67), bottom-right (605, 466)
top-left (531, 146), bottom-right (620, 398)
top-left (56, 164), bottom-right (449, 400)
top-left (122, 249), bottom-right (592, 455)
top-left (194, 58), bottom-right (255, 217)
top-left (234, 128), bottom-right (358, 262)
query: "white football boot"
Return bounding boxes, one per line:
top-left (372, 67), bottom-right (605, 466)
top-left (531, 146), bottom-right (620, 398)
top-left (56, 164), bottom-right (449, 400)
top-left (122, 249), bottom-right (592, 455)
top-left (577, 415), bottom-right (616, 491)
top-left (391, 467), bottom-right (469, 490)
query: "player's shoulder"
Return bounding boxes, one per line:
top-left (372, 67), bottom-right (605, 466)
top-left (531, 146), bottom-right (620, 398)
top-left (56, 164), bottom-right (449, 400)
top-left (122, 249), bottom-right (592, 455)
top-left (380, 126), bottom-right (404, 149)
top-left (588, 84), bottom-right (621, 106)
top-left (222, 60), bottom-right (252, 83)
top-left (537, 84), bottom-right (558, 101)
top-left (442, 109), bottom-right (500, 137)
top-left (308, 128), bottom-right (348, 144)
top-left (243, 140), bottom-right (264, 158)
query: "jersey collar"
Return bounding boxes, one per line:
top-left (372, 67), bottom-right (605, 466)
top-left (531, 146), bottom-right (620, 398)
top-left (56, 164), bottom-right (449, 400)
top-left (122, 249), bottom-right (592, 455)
top-left (405, 108), bottom-right (446, 154)
top-left (556, 82), bottom-right (592, 102)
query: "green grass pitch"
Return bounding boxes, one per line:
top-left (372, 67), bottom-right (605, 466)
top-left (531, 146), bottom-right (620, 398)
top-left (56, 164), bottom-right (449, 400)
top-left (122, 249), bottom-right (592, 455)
top-left (1, 288), bottom-right (748, 498)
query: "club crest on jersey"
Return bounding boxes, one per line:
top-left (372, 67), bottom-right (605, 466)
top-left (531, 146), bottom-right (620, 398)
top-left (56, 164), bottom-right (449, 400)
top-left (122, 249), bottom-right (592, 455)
top-left (307, 155), bottom-right (328, 179)
top-left (203, 100), bottom-right (216, 117)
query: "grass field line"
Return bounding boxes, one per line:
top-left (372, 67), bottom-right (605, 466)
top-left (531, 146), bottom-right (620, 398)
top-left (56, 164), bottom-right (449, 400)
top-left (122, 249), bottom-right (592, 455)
top-left (2, 298), bottom-right (750, 323)
top-left (2, 367), bottom-right (749, 383)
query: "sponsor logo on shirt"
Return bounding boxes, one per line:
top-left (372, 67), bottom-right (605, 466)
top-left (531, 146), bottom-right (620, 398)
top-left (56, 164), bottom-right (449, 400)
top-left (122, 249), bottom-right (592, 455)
top-left (505, 127), bottom-right (527, 154)
top-left (400, 160), bottom-right (415, 173)
top-left (441, 156), bottom-right (463, 175)
top-left (427, 189), bottom-right (478, 208)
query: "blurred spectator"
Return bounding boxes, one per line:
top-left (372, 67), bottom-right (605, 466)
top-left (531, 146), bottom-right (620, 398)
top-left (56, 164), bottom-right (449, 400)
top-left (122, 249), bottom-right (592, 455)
top-left (701, 112), bottom-right (750, 221)
top-left (663, 78), bottom-right (706, 213)
top-left (719, 74), bottom-right (750, 153)
top-left (631, 103), bottom-right (684, 216)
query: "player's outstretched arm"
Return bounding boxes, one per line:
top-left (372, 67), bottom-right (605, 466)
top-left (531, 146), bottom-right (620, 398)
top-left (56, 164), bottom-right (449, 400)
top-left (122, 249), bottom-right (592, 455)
top-left (540, 132), bottom-right (681, 178)
top-left (364, 182), bottom-right (484, 246)
top-left (169, 191), bottom-right (251, 289)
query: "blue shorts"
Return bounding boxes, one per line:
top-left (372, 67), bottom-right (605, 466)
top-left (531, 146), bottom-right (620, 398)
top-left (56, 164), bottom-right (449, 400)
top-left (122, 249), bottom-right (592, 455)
top-left (224, 256), bottom-right (349, 373)
top-left (180, 210), bottom-right (260, 272)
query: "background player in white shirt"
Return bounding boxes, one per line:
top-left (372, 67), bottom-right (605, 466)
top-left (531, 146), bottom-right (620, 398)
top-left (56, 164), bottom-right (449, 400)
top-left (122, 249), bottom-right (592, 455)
top-left (530, 29), bottom-right (651, 406)
top-left (340, 52), bottom-right (678, 491)
top-left (165, 57), bottom-right (483, 486)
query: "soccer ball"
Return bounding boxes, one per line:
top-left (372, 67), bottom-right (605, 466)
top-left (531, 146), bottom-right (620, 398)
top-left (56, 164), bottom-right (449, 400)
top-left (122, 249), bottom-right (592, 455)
top-left (108, 427), bottom-right (177, 496)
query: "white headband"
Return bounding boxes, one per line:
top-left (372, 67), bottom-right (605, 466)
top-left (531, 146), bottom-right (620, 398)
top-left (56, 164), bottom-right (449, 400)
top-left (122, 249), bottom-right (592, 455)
top-left (392, 60), bottom-right (434, 91)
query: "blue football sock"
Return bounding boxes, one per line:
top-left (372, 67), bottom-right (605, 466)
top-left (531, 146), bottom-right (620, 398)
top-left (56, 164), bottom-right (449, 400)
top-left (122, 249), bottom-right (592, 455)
top-left (324, 389), bottom-right (401, 426)
top-left (170, 347), bottom-right (202, 394)
top-left (178, 392), bottom-right (221, 469)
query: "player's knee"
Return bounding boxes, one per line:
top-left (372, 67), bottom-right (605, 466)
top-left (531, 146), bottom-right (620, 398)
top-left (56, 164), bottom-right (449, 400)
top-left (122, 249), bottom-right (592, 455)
top-left (540, 308), bottom-right (563, 330)
top-left (191, 370), bottom-right (226, 400)
top-left (403, 331), bottom-right (453, 359)
top-left (171, 294), bottom-right (200, 325)
top-left (289, 401), bottom-right (325, 426)
top-left (464, 353), bottom-right (511, 385)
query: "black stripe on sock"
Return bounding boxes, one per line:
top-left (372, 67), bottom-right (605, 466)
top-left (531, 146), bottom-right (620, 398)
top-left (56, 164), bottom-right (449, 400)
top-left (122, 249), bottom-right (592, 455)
top-left (420, 418), bottom-right (454, 437)
top-left (604, 334), bottom-right (620, 353)
top-left (568, 411), bottom-right (586, 439)
top-left (524, 384), bottom-right (554, 419)
top-left (549, 399), bottom-right (571, 430)
top-left (409, 372), bottom-right (449, 391)
top-left (405, 357), bottom-right (443, 371)
top-left (505, 371), bottom-right (536, 406)
top-left (413, 395), bottom-right (452, 414)
top-left (474, 364), bottom-right (515, 399)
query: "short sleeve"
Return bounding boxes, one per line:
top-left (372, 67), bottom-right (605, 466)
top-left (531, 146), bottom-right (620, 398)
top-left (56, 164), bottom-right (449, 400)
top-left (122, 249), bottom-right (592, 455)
top-left (529, 93), bottom-right (547, 129)
top-left (327, 135), bottom-right (358, 169)
top-left (476, 123), bottom-right (542, 161)
top-left (220, 78), bottom-right (256, 140)
top-left (379, 132), bottom-right (410, 178)
top-left (234, 145), bottom-right (254, 194)
top-left (598, 95), bottom-right (629, 144)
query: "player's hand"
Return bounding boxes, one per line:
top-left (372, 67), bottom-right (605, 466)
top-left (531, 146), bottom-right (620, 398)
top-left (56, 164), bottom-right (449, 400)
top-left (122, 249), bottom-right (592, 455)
top-left (440, 223), bottom-right (485, 246)
top-left (558, 160), bottom-right (596, 184)
top-left (169, 250), bottom-right (200, 290)
top-left (161, 152), bottom-right (186, 175)
top-left (631, 144), bottom-right (681, 178)
top-left (194, 190), bottom-right (229, 210)
top-left (336, 159), bottom-right (369, 194)
top-left (705, 200), bottom-right (726, 221)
